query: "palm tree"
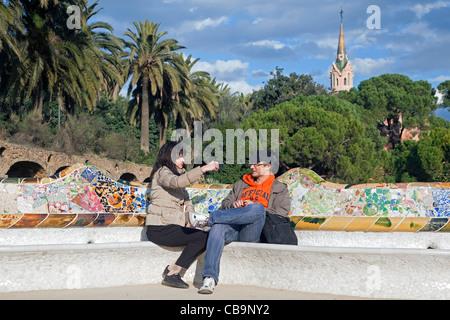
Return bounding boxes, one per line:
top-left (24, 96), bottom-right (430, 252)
top-left (14, 0), bottom-right (59, 115)
top-left (0, 0), bottom-right (23, 57)
top-left (126, 53), bottom-right (220, 148)
top-left (5, 1), bottom-right (83, 116)
top-left (59, 0), bottom-right (125, 113)
top-left (152, 51), bottom-right (188, 147)
top-left (0, 0), bottom-right (23, 94)
top-left (6, 0), bottom-right (124, 118)
top-left (124, 20), bottom-right (184, 152)
top-left (125, 49), bottom-right (186, 149)
top-left (174, 53), bottom-right (217, 134)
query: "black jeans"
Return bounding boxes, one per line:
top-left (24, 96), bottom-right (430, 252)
top-left (146, 224), bottom-right (208, 269)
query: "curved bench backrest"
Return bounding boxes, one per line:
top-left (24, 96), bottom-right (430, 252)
top-left (0, 164), bottom-right (449, 230)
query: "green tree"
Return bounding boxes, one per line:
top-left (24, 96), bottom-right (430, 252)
top-left (65, 0), bottom-right (124, 112)
top-left (417, 128), bottom-right (450, 181)
top-left (386, 140), bottom-right (421, 182)
top-left (5, 0), bottom-right (122, 118)
top-left (437, 80), bottom-right (450, 109)
top-left (124, 20), bottom-right (184, 152)
top-left (297, 94), bottom-right (388, 151)
top-left (173, 53), bottom-right (218, 134)
top-left (203, 82), bottom-right (252, 130)
top-left (389, 127), bottom-right (450, 183)
top-left (243, 96), bottom-right (381, 183)
top-left (0, 0), bottom-right (23, 87)
top-left (199, 121), bottom-right (251, 184)
top-left (9, 0), bottom-right (63, 116)
top-left (250, 67), bottom-right (327, 112)
top-left (340, 74), bottom-right (438, 148)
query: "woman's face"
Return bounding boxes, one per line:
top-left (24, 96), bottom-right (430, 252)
top-left (175, 152), bottom-right (184, 170)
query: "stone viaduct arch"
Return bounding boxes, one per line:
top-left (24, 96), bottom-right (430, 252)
top-left (0, 140), bottom-right (152, 183)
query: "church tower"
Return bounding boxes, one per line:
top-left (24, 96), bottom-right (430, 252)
top-left (330, 10), bottom-right (354, 92)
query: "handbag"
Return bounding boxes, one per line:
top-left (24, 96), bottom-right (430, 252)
top-left (260, 212), bottom-right (298, 245)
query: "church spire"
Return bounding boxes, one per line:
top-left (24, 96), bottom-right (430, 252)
top-left (336, 9), bottom-right (348, 71)
top-left (329, 7), bottom-right (354, 92)
top-left (337, 24), bottom-right (346, 59)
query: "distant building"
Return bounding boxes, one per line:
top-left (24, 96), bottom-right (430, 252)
top-left (330, 20), bottom-right (354, 92)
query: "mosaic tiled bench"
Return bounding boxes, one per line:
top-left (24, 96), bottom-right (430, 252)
top-left (0, 164), bottom-right (449, 232)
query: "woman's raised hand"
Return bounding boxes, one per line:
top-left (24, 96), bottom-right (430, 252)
top-left (201, 161), bottom-right (220, 173)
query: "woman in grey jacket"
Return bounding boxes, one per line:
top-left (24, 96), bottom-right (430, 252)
top-left (146, 141), bottom-right (219, 289)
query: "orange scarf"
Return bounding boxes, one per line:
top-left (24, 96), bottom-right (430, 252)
top-left (239, 173), bottom-right (275, 208)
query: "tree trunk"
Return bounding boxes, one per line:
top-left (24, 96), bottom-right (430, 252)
top-left (183, 118), bottom-right (191, 136)
top-left (175, 112), bottom-right (183, 129)
top-left (112, 83), bottom-right (119, 101)
top-left (159, 115), bottom-right (168, 148)
top-left (0, 51), bottom-right (3, 87)
top-left (32, 79), bottom-right (44, 119)
top-left (140, 75), bottom-right (150, 153)
top-left (65, 96), bottom-right (75, 115)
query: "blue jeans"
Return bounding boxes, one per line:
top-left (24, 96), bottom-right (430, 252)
top-left (202, 203), bottom-right (266, 284)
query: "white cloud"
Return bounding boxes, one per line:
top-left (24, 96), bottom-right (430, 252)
top-left (252, 69), bottom-right (270, 78)
top-left (104, 0), bottom-right (449, 92)
top-left (191, 59), bottom-right (259, 94)
top-left (193, 59), bottom-right (248, 80)
top-left (174, 16), bottom-right (229, 35)
top-left (428, 75), bottom-right (450, 83)
top-left (252, 18), bottom-right (263, 25)
top-left (411, 0), bottom-right (450, 18)
top-left (226, 80), bottom-right (261, 95)
top-left (248, 40), bottom-right (287, 50)
top-left (193, 16), bottom-right (228, 31)
top-left (351, 58), bottom-right (395, 76)
top-left (315, 38), bottom-right (336, 50)
top-left (399, 21), bottom-right (438, 40)
top-left (352, 29), bottom-right (387, 47)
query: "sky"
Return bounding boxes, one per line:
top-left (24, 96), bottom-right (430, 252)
top-left (93, 0), bottom-right (450, 121)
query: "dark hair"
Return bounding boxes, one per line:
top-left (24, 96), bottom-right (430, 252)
top-left (248, 150), bottom-right (279, 174)
top-left (149, 141), bottom-right (184, 183)
top-left (248, 150), bottom-right (273, 165)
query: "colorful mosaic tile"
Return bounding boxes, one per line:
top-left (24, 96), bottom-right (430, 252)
top-left (0, 164), bottom-right (449, 231)
top-left (278, 168), bottom-right (450, 219)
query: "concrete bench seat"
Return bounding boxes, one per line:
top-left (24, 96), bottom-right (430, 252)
top-left (1, 163), bottom-right (449, 232)
top-left (1, 163), bottom-right (450, 298)
top-left (1, 234), bottom-right (450, 299)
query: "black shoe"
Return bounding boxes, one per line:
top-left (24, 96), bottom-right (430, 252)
top-left (162, 273), bottom-right (189, 289)
top-left (162, 265), bottom-right (170, 278)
